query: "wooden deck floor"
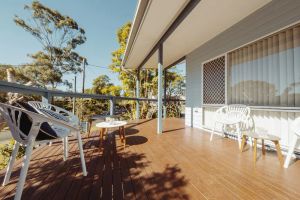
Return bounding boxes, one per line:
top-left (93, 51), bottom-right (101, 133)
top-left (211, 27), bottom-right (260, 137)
top-left (1, 118), bottom-right (300, 199)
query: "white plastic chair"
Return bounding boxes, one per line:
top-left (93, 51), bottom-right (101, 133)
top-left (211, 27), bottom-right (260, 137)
top-left (28, 101), bottom-right (80, 160)
top-left (284, 117), bottom-right (300, 168)
top-left (0, 103), bottom-right (87, 200)
top-left (210, 104), bottom-right (250, 149)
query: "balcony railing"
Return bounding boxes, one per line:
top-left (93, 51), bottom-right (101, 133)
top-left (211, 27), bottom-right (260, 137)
top-left (0, 80), bottom-right (185, 116)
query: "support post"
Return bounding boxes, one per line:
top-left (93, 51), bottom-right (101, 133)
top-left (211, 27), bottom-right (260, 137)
top-left (82, 58), bottom-right (86, 93)
top-left (42, 92), bottom-right (52, 104)
top-left (136, 69), bottom-right (140, 120)
top-left (163, 69), bottom-right (167, 119)
top-left (157, 44), bottom-right (163, 134)
top-left (110, 98), bottom-right (115, 116)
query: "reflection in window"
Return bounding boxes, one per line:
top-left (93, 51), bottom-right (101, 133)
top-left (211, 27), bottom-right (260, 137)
top-left (228, 25), bottom-right (300, 107)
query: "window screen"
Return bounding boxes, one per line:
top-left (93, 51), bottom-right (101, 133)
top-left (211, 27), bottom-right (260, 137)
top-left (203, 56), bottom-right (226, 104)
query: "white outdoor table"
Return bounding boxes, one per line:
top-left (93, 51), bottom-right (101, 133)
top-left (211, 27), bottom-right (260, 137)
top-left (96, 121), bottom-right (127, 147)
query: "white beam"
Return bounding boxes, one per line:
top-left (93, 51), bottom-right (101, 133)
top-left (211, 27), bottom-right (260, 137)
top-left (157, 44), bottom-right (163, 134)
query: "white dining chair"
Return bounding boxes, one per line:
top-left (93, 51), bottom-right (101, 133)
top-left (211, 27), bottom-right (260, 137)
top-left (210, 104), bottom-right (250, 149)
top-left (28, 101), bottom-right (80, 160)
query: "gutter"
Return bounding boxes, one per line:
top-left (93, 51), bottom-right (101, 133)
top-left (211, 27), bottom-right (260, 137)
top-left (121, 0), bottom-right (150, 67)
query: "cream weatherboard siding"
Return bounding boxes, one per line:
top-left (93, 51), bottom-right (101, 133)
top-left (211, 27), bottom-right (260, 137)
top-left (185, 0), bottom-right (300, 151)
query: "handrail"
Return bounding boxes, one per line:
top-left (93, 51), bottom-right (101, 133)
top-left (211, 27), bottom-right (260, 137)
top-left (0, 80), bottom-right (185, 102)
top-left (202, 104), bottom-right (300, 113)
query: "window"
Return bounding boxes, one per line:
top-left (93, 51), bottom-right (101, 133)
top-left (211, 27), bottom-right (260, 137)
top-left (227, 24), bottom-right (300, 107)
top-left (203, 56), bottom-right (226, 104)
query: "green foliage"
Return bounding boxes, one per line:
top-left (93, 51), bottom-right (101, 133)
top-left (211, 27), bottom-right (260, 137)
top-left (0, 139), bottom-right (25, 170)
top-left (91, 75), bottom-right (122, 96)
top-left (109, 22), bottom-right (185, 119)
top-left (14, 1), bottom-right (86, 88)
top-left (0, 65), bottom-right (10, 81)
top-left (76, 99), bottom-right (109, 121)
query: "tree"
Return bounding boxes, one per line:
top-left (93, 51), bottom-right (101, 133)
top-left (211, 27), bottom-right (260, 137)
top-left (91, 75), bottom-right (121, 96)
top-left (14, 1), bottom-right (86, 88)
top-left (110, 22), bottom-right (186, 119)
top-left (110, 22), bottom-right (136, 97)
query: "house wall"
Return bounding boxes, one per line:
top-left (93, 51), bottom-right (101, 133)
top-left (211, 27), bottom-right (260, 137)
top-left (185, 0), bottom-right (300, 150)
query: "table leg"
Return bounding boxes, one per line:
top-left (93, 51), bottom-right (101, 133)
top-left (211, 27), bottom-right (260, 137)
top-left (274, 140), bottom-right (284, 167)
top-left (240, 135), bottom-right (247, 153)
top-left (99, 128), bottom-right (103, 147)
top-left (253, 138), bottom-right (257, 165)
top-left (122, 126), bottom-right (126, 147)
top-left (100, 128), bottom-right (106, 147)
top-left (118, 127), bottom-right (122, 140)
top-left (262, 139), bottom-right (266, 155)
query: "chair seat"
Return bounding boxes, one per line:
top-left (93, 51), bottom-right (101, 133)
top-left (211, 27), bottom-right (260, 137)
top-left (216, 115), bottom-right (242, 125)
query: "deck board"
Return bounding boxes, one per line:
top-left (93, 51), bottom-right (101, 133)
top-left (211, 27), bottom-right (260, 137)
top-left (1, 118), bottom-right (300, 199)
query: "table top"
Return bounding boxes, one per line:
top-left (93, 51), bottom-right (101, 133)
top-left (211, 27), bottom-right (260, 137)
top-left (89, 114), bottom-right (120, 120)
top-left (243, 132), bottom-right (280, 141)
top-left (96, 121), bottom-right (127, 128)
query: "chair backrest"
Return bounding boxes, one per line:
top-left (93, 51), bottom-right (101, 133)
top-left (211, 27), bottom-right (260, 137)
top-left (215, 104), bottom-right (250, 123)
top-left (28, 101), bottom-right (79, 126)
top-left (0, 103), bottom-right (41, 144)
top-left (226, 104), bottom-right (250, 117)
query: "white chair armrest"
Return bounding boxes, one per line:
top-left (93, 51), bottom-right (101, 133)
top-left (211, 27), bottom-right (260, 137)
top-left (28, 101), bottom-right (80, 126)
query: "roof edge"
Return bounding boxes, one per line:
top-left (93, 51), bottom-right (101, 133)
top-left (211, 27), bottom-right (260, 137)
top-left (121, 0), bottom-right (150, 68)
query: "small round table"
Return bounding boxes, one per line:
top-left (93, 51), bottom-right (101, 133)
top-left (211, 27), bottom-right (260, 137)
top-left (241, 132), bottom-right (283, 167)
top-left (96, 121), bottom-right (127, 147)
top-left (88, 115), bottom-right (120, 137)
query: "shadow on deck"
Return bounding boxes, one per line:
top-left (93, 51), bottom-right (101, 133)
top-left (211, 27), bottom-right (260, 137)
top-left (1, 118), bottom-right (300, 199)
top-left (0, 119), bottom-right (189, 200)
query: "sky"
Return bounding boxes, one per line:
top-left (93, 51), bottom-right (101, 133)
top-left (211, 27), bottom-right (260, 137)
top-left (0, 0), bottom-right (137, 91)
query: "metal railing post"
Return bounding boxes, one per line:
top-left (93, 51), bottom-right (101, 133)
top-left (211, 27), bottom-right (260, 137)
top-left (136, 69), bottom-right (140, 119)
top-left (42, 92), bottom-right (52, 104)
top-left (110, 98), bottom-right (115, 115)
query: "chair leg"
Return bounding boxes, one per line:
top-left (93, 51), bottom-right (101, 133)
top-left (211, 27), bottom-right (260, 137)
top-left (284, 134), bottom-right (298, 168)
top-left (76, 131), bottom-right (87, 176)
top-left (236, 123), bottom-right (242, 149)
top-left (2, 141), bottom-right (20, 186)
top-left (253, 138), bottom-right (257, 166)
top-left (14, 139), bottom-right (34, 200)
top-left (249, 137), bottom-right (253, 148)
top-left (210, 122), bottom-right (217, 141)
top-left (63, 137), bottom-right (68, 161)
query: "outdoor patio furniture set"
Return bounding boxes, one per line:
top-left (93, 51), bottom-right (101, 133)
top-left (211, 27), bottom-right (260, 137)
top-left (0, 101), bottom-right (126, 200)
top-left (210, 104), bottom-right (299, 168)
